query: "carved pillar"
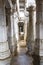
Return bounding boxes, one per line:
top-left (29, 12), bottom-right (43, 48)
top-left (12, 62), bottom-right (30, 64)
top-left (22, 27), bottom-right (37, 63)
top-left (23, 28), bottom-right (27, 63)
top-left (24, 11), bottom-right (29, 46)
top-left (7, 8), bottom-right (17, 56)
top-left (10, 10), bottom-right (17, 55)
top-left (35, 0), bottom-right (42, 56)
top-left (35, 0), bottom-right (43, 63)
top-left (0, 3), bottom-right (10, 59)
top-left (26, 6), bottom-right (35, 55)
top-left (32, 0), bottom-right (43, 65)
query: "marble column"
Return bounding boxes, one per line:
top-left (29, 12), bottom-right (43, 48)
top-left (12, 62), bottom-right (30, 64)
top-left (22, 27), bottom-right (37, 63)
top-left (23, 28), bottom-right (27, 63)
top-left (10, 11), bottom-right (17, 55)
top-left (35, 0), bottom-right (43, 62)
top-left (32, 0), bottom-right (43, 65)
top-left (32, 1), bottom-right (43, 65)
top-left (26, 6), bottom-right (35, 55)
top-left (24, 20), bottom-right (27, 41)
top-left (0, 3), bottom-right (10, 59)
top-left (7, 8), bottom-right (17, 56)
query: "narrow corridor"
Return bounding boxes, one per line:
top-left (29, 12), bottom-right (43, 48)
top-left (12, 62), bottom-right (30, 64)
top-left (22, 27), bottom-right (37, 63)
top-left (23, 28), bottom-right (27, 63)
top-left (0, 0), bottom-right (42, 65)
top-left (0, 44), bottom-right (33, 65)
top-left (11, 46), bottom-right (33, 65)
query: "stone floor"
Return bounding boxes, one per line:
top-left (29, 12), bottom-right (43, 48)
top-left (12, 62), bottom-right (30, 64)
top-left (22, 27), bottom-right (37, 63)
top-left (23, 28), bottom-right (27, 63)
top-left (11, 54), bottom-right (33, 65)
top-left (0, 43), bottom-right (40, 65)
top-left (0, 45), bottom-right (33, 65)
top-left (11, 44), bottom-right (33, 65)
top-left (11, 46), bottom-right (33, 65)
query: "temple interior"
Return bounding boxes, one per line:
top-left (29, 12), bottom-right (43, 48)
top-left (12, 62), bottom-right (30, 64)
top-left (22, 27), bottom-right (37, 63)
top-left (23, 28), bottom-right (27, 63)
top-left (0, 0), bottom-right (43, 65)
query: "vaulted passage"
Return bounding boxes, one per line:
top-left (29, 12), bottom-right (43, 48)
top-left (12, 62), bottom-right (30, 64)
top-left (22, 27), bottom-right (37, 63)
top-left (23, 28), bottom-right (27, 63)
top-left (0, 0), bottom-right (43, 65)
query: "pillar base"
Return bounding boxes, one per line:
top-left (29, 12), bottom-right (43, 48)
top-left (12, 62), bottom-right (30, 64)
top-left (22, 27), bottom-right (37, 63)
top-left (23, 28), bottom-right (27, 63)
top-left (0, 41), bottom-right (10, 59)
top-left (0, 50), bottom-right (10, 59)
top-left (40, 56), bottom-right (43, 65)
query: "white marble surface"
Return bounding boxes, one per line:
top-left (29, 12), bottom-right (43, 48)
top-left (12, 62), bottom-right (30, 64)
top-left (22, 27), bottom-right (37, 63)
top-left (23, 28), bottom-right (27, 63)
top-left (0, 8), bottom-right (6, 26)
top-left (0, 50), bottom-right (10, 59)
top-left (40, 24), bottom-right (43, 39)
top-left (40, 63), bottom-right (43, 65)
top-left (0, 58), bottom-right (11, 65)
top-left (0, 42), bottom-right (9, 52)
top-left (14, 16), bottom-right (19, 41)
top-left (0, 27), bottom-right (7, 42)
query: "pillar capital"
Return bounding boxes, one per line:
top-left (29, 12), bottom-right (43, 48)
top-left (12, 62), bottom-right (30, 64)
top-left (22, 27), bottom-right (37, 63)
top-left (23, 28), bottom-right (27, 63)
top-left (36, 0), bottom-right (43, 4)
top-left (10, 4), bottom-right (17, 15)
top-left (26, 6), bottom-right (36, 12)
